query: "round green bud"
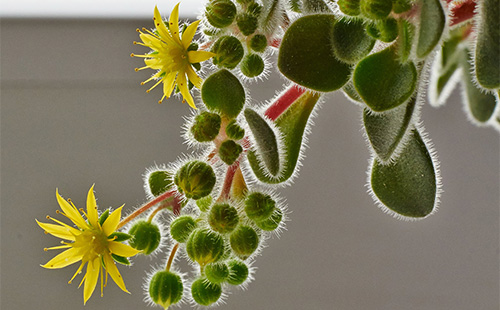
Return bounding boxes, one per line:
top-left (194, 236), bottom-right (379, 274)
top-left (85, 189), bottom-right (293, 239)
top-left (191, 278), bottom-right (222, 306)
top-left (149, 271), bottom-right (183, 309)
top-left (205, 0), bottom-right (237, 28)
top-left (255, 208), bottom-right (283, 231)
top-left (202, 69), bottom-right (246, 119)
top-left (218, 140), bottom-right (243, 165)
top-left (360, 0), bottom-right (392, 20)
top-left (128, 220), bottom-right (161, 255)
top-left (366, 18), bottom-right (398, 42)
top-left (196, 195), bottom-right (212, 212)
top-left (191, 111), bottom-right (221, 142)
top-left (174, 160), bottom-right (216, 200)
top-left (211, 36), bottom-right (244, 69)
top-left (204, 262), bottom-right (230, 284)
top-left (244, 192), bottom-right (276, 222)
top-left (186, 229), bottom-right (225, 266)
top-left (236, 13), bottom-right (258, 36)
top-left (170, 215), bottom-right (197, 243)
top-left (148, 170), bottom-right (173, 197)
top-left (247, 2), bottom-right (263, 17)
top-left (230, 225), bottom-right (259, 259)
top-left (225, 120), bottom-right (245, 140)
top-left (208, 203), bottom-right (240, 233)
top-left (250, 34), bottom-right (268, 53)
top-left (240, 54), bottom-right (265, 78)
top-left (226, 260), bottom-right (249, 285)
top-left (338, 0), bottom-right (361, 16)
top-left (392, 0), bottom-right (412, 14)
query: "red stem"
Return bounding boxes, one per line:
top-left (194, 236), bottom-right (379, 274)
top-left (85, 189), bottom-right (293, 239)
top-left (217, 162), bottom-right (239, 202)
top-left (117, 190), bottom-right (176, 229)
top-left (449, 0), bottom-right (477, 27)
top-left (264, 84), bottom-right (305, 121)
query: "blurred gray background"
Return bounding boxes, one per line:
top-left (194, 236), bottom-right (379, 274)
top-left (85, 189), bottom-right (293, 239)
top-left (1, 15), bottom-right (499, 310)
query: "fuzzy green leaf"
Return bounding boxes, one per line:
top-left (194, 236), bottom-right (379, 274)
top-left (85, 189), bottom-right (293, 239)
top-left (416, 0), bottom-right (445, 58)
top-left (278, 14), bottom-right (351, 92)
top-left (201, 69), bottom-right (245, 119)
top-left (248, 91), bottom-right (321, 183)
top-left (370, 129), bottom-right (437, 218)
top-left (353, 47), bottom-right (417, 111)
top-left (331, 17), bottom-right (375, 64)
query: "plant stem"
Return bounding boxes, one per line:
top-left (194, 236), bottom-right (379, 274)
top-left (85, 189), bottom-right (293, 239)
top-left (217, 162), bottom-right (240, 202)
top-left (117, 190), bottom-right (175, 229)
top-left (264, 84), bottom-right (305, 121)
top-left (166, 243), bottom-right (179, 271)
top-left (449, 0), bottom-right (476, 26)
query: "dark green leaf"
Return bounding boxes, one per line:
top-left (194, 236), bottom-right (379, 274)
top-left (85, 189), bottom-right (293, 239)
top-left (416, 0), bottom-right (445, 58)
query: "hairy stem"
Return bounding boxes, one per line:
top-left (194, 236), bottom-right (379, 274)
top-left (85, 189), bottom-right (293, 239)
top-left (117, 190), bottom-right (175, 229)
top-left (166, 243), bottom-right (180, 271)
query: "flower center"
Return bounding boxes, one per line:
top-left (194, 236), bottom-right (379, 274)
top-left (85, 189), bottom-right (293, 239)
top-left (73, 228), bottom-right (109, 262)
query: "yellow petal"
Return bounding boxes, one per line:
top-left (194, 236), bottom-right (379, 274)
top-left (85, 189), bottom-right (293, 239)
top-left (36, 220), bottom-right (77, 240)
top-left (186, 65), bottom-right (202, 89)
top-left (83, 258), bottom-right (100, 305)
top-left (109, 242), bottom-right (141, 257)
top-left (163, 71), bottom-right (178, 98)
top-left (144, 58), bottom-right (163, 70)
top-left (102, 206), bottom-right (123, 236)
top-left (103, 253), bottom-right (129, 293)
top-left (177, 74), bottom-right (196, 109)
top-left (139, 33), bottom-right (164, 50)
top-left (86, 185), bottom-right (98, 227)
top-left (41, 247), bottom-right (82, 269)
top-left (153, 6), bottom-right (172, 43)
top-left (188, 50), bottom-right (215, 64)
top-left (182, 20), bottom-right (200, 49)
top-left (169, 3), bottom-right (182, 45)
top-left (56, 189), bottom-right (88, 229)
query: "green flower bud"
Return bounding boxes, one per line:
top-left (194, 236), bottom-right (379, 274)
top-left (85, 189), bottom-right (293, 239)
top-left (392, 0), bottom-right (412, 13)
top-left (191, 111), bottom-right (222, 142)
top-left (174, 160), bottom-right (216, 200)
top-left (338, 0), bottom-right (361, 16)
top-left (170, 215), bottom-right (197, 243)
top-left (236, 13), bottom-right (258, 36)
top-left (196, 195), bottom-right (213, 212)
top-left (230, 225), bottom-right (259, 259)
top-left (218, 140), bottom-right (243, 165)
top-left (360, 0), bottom-right (392, 20)
top-left (240, 54), bottom-right (265, 78)
top-left (225, 120), bottom-right (245, 140)
top-left (255, 208), bottom-right (283, 231)
top-left (212, 36), bottom-right (244, 69)
top-left (250, 34), bottom-right (268, 53)
top-left (149, 270), bottom-right (183, 309)
top-left (129, 220), bottom-right (161, 255)
top-left (186, 229), bottom-right (225, 266)
top-left (204, 262), bottom-right (230, 284)
top-left (202, 69), bottom-right (246, 119)
top-left (366, 18), bottom-right (398, 42)
top-left (244, 192), bottom-right (276, 222)
top-left (148, 170), bottom-right (174, 197)
top-left (226, 259), bottom-right (249, 285)
top-left (205, 0), bottom-right (237, 28)
top-left (247, 2), bottom-right (263, 17)
top-left (208, 203), bottom-right (240, 233)
top-left (191, 278), bottom-right (222, 306)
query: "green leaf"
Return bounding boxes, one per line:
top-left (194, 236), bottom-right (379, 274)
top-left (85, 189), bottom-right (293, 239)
top-left (353, 47), bottom-right (417, 111)
top-left (278, 14), bottom-right (351, 92)
top-left (201, 69), bottom-right (245, 119)
top-left (396, 19), bottom-right (414, 63)
top-left (342, 80), bottom-right (363, 103)
top-left (370, 129), bottom-right (438, 219)
top-left (248, 91), bottom-right (321, 184)
top-left (415, 0), bottom-right (445, 58)
top-left (108, 232), bottom-right (132, 242)
top-left (261, 0), bottom-right (282, 35)
top-left (111, 254), bottom-right (131, 265)
top-left (460, 48), bottom-right (498, 123)
top-left (302, 0), bottom-right (331, 13)
top-left (244, 108), bottom-right (281, 176)
top-left (474, 0), bottom-right (500, 89)
top-left (363, 97), bottom-right (416, 162)
top-left (98, 209), bottom-right (110, 226)
top-left (148, 170), bottom-right (174, 197)
top-left (331, 17), bottom-right (375, 64)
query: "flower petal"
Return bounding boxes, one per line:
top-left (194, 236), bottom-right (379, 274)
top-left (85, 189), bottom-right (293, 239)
top-left (102, 206), bottom-right (123, 236)
top-left (56, 189), bottom-right (88, 228)
top-left (109, 242), bottom-right (141, 257)
top-left (177, 74), bottom-right (196, 109)
top-left (163, 72), bottom-right (178, 98)
top-left (169, 3), bottom-right (182, 44)
top-left (186, 65), bottom-right (202, 89)
top-left (103, 253), bottom-right (129, 293)
top-left (188, 50), bottom-right (215, 64)
top-left (36, 220), bottom-right (77, 240)
top-left (41, 247), bottom-right (82, 269)
top-left (83, 258), bottom-right (100, 305)
top-left (153, 6), bottom-right (172, 43)
top-left (182, 20), bottom-right (200, 49)
top-left (86, 185), bottom-right (99, 227)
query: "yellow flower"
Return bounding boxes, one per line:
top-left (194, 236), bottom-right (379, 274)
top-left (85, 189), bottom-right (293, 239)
top-left (132, 3), bottom-right (215, 108)
top-left (37, 186), bottom-right (140, 304)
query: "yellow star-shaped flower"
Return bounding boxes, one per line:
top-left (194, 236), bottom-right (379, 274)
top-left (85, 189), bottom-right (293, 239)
top-left (133, 3), bottom-right (215, 108)
top-left (37, 186), bottom-right (140, 304)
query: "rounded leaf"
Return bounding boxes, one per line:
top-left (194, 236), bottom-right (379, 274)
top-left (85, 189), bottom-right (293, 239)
top-left (202, 69), bottom-right (245, 119)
